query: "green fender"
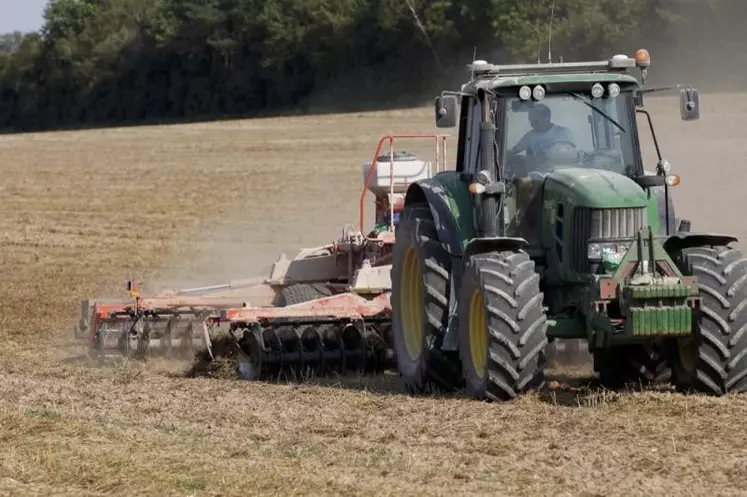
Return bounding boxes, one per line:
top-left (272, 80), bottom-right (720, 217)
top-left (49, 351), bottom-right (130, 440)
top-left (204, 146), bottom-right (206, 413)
top-left (402, 174), bottom-right (472, 351)
top-left (663, 232), bottom-right (739, 254)
top-left (402, 172), bottom-right (528, 350)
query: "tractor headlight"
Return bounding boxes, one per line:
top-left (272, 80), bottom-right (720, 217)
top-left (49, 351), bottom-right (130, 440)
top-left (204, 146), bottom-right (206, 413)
top-left (588, 242), bottom-right (628, 266)
top-left (532, 85), bottom-right (546, 100)
top-left (591, 83), bottom-right (605, 98)
top-left (476, 169), bottom-right (492, 185)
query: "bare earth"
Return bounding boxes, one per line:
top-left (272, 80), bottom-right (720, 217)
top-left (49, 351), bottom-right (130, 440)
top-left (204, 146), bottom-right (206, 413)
top-left (2, 94), bottom-right (747, 496)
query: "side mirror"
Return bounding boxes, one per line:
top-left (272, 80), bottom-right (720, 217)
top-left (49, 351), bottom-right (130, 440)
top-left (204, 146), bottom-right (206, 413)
top-left (435, 95), bottom-right (458, 128)
top-left (680, 86), bottom-right (700, 121)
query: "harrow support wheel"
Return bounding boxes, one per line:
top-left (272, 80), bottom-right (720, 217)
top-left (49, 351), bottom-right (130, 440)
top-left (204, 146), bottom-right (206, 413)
top-left (458, 250), bottom-right (548, 401)
top-left (275, 283), bottom-right (332, 307)
top-left (391, 202), bottom-right (462, 393)
top-left (668, 245), bottom-right (747, 395)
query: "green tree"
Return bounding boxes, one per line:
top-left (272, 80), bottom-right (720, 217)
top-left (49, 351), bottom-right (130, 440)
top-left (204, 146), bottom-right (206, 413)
top-left (0, 0), bottom-right (737, 132)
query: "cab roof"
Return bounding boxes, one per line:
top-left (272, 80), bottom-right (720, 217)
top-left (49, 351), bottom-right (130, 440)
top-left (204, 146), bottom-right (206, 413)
top-left (462, 55), bottom-right (643, 93)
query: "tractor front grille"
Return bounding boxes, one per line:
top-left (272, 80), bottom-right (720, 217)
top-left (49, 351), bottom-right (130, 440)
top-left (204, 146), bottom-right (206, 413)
top-left (570, 207), bottom-right (647, 272)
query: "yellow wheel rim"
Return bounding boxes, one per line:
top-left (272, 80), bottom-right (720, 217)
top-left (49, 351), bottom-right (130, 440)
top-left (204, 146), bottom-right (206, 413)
top-left (469, 289), bottom-right (488, 378)
top-left (401, 246), bottom-right (423, 361)
top-left (678, 336), bottom-right (698, 373)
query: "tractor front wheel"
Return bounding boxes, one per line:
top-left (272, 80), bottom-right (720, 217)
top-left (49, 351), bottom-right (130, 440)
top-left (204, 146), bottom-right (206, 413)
top-left (669, 246), bottom-right (747, 395)
top-left (391, 202), bottom-right (462, 393)
top-left (458, 250), bottom-right (548, 401)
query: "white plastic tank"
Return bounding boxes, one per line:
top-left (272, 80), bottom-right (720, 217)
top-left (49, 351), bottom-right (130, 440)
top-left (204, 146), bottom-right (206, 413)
top-left (362, 151), bottom-right (431, 195)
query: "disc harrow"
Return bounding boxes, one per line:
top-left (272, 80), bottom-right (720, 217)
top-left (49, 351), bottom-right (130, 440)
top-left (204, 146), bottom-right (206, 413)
top-left (80, 297), bottom-right (233, 359)
top-left (75, 133), bottom-right (450, 383)
top-left (104, 312), bottom-right (216, 359)
top-left (216, 292), bottom-right (394, 379)
top-left (229, 320), bottom-right (393, 380)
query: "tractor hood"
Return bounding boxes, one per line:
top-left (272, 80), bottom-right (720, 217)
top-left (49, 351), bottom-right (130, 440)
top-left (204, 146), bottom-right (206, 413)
top-left (543, 167), bottom-right (648, 209)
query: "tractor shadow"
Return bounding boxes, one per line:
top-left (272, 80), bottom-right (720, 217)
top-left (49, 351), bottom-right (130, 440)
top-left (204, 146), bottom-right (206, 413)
top-left (174, 339), bottom-right (671, 405)
top-left (538, 373), bottom-right (673, 408)
top-left (186, 363), bottom-right (461, 399)
top-left (540, 374), bottom-right (621, 408)
top-left (536, 346), bottom-right (635, 408)
top-left (538, 354), bottom-right (673, 408)
top-left (294, 371), bottom-right (430, 396)
top-left (178, 355), bottom-right (670, 407)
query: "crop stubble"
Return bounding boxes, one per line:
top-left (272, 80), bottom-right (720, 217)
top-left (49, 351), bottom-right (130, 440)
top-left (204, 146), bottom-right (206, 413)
top-left (1, 95), bottom-right (746, 496)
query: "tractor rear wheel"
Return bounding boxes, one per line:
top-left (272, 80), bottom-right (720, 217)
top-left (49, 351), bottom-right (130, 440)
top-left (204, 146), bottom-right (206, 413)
top-left (391, 202), bottom-right (462, 393)
top-left (669, 245), bottom-right (747, 395)
top-left (458, 250), bottom-right (548, 401)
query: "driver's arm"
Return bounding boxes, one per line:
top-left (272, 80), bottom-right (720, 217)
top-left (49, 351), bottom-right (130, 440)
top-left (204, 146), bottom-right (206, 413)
top-left (510, 132), bottom-right (531, 154)
top-left (557, 126), bottom-right (576, 146)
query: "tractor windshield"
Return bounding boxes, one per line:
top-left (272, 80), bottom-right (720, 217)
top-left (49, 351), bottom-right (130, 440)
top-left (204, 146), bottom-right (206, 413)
top-left (502, 92), bottom-right (639, 178)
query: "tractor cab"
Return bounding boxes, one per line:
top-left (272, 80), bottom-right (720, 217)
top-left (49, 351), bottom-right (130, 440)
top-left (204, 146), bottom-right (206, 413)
top-left (503, 88), bottom-right (639, 180)
top-left (433, 50), bottom-right (698, 248)
top-left (500, 84), bottom-right (645, 245)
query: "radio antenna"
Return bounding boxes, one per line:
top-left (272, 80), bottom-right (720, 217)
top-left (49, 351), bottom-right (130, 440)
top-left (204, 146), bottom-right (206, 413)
top-left (471, 46), bottom-right (477, 79)
top-left (547, 0), bottom-right (556, 63)
top-left (534, 0), bottom-right (542, 63)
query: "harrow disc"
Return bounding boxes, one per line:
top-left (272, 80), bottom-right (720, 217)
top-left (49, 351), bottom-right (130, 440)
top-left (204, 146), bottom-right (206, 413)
top-left (94, 315), bottom-right (212, 360)
top-left (201, 319), bottom-right (395, 381)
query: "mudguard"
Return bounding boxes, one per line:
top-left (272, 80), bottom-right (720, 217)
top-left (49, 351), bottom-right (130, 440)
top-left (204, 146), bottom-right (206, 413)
top-left (404, 175), bottom-right (473, 350)
top-left (464, 237), bottom-right (529, 260)
top-left (404, 175), bottom-right (473, 259)
top-left (663, 232), bottom-right (739, 254)
top-left (403, 174), bottom-right (529, 351)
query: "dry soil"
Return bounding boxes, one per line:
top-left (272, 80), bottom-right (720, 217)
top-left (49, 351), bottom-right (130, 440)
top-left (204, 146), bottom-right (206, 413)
top-left (1, 94), bottom-right (747, 497)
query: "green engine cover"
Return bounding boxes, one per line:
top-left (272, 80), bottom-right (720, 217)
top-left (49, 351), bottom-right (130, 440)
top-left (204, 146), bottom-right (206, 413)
top-left (543, 167), bottom-right (649, 209)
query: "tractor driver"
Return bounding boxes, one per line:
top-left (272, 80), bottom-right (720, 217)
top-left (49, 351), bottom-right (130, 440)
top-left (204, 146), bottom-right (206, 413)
top-left (509, 103), bottom-right (576, 158)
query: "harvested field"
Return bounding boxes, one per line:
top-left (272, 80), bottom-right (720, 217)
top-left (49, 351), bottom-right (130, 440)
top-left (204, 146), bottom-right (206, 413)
top-left (2, 93), bottom-right (747, 496)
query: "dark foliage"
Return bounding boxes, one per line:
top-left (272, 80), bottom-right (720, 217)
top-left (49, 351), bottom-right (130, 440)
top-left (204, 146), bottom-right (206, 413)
top-left (0, 0), bottom-right (742, 132)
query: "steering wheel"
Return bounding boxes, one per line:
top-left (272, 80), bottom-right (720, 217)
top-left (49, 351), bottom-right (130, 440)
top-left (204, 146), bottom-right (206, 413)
top-left (540, 140), bottom-right (576, 153)
top-left (590, 149), bottom-right (625, 172)
top-left (504, 150), bottom-right (527, 177)
top-left (535, 140), bottom-right (580, 167)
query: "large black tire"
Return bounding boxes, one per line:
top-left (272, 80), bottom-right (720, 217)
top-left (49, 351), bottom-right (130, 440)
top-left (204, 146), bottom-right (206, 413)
top-left (390, 203), bottom-right (462, 393)
top-left (595, 343), bottom-right (670, 388)
top-left (458, 250), bottom-right (548, 401)
top-left (668, 245), bottom-right (747, 395)
top-left (274, 283), bottom-right (332, 307)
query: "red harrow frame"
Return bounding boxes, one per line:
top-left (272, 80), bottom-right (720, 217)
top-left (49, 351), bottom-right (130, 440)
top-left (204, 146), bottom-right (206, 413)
top-left (76, 134), bottom-right (450, 379)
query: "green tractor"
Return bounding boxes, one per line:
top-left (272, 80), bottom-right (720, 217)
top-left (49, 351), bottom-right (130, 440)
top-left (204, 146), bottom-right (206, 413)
top-left (390, 49), bottom-right (747, 401)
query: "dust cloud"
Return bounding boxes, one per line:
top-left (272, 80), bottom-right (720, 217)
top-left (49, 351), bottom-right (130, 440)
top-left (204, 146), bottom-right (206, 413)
top-left (144, 221), bottom-right (282, 294)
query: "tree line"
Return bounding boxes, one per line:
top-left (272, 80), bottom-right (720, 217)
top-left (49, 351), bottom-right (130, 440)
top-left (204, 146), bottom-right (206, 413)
top-left (0, 0), bottom-right (742, 133)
